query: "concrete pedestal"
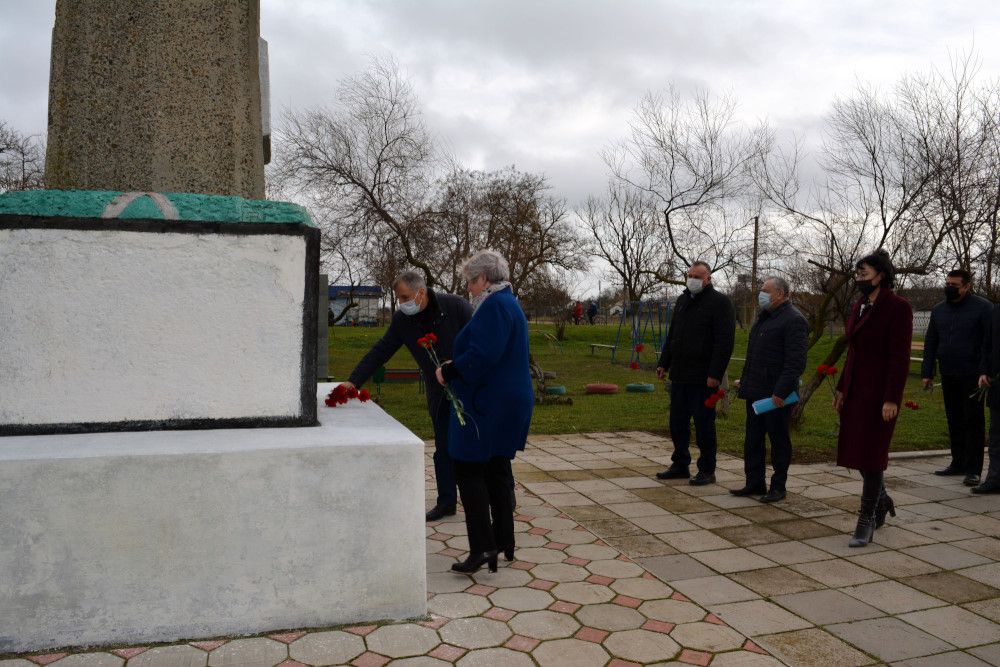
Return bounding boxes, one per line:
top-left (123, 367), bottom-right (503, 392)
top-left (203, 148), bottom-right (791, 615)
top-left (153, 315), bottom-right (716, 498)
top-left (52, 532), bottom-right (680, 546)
top-left (0, 385), bottom-right (426, 653)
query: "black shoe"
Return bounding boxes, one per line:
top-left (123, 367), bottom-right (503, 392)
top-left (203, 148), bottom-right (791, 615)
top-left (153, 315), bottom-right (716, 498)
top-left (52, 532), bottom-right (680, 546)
top-left (426, 504), bottom-right (456, 522)
top-left (875, 490), bottom-right (896, 528)
top-left (760, 489), bottom-right (786, 503)
top-left (501, 545), bottom-right (516, 561)
top-left (934, 465), bottom-right (965, 476)
top-left (849, 499), bottom-right (878, 548)
top-left (730, 485), bottom-right (767, 497)
top-left (972, 480), bottom-right (1000, 494)
top-left (656, 467), bottom-right (690, 480)
top-left (689, 472), bottom-right (716, 486)
top-left (451, 551), bottom-right (498, 574)
top-left (964, 474), bottom-right (981, 487)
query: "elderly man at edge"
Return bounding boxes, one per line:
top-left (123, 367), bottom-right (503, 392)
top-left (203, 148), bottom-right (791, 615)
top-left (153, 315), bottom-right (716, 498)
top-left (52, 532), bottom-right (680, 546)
top-left (656, 261), bottom-right (736, 486)
top-left (731, 277), bottom-right (808, 503)
top-left (344, 269), bottom-right (473, 522)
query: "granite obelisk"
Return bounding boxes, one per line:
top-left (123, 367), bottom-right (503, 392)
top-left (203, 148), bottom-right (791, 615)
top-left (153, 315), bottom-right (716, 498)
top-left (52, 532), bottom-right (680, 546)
top-left (45, 0), bottom-right (266, 198)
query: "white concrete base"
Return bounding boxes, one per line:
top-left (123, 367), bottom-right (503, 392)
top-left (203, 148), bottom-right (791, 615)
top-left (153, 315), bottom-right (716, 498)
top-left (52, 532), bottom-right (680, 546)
top-left (0, 384), bottom-right (426, 653)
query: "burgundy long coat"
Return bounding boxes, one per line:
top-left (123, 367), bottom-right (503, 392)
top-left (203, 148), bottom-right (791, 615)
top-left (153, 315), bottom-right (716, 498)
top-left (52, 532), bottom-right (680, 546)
top-left (836, 288), bottom-right (913, 471)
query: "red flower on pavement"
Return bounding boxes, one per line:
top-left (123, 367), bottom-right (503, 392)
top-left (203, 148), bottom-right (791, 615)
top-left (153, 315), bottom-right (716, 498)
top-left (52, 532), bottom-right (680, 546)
top-left (629, 361), bottom-right (639, 370)
top-left (634, 343), bottom-right (645, 353)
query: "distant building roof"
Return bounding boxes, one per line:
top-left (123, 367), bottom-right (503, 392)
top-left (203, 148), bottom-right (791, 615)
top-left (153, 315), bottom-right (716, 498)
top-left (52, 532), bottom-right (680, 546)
top-left (329, 285), bottom-right (383, 299)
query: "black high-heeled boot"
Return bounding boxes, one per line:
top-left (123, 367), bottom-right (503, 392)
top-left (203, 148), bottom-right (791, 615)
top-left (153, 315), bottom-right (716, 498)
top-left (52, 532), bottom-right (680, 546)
top-left (875, 487), bottom-right (896, 528)
top-left (850, 471), bottom-right (882, 548)
top-left (451, 550), bottom-right (499, 574)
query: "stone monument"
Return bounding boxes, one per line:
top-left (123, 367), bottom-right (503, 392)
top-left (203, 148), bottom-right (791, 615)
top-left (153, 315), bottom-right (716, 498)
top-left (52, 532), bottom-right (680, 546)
top-left (0, 0), bottom-right (425, 653)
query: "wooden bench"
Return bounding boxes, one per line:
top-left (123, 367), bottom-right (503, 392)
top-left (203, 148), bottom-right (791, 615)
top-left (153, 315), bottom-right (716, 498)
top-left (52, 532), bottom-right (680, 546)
top-left (589, 343), bottom-right (617, 356)
top-left (376, 368), bottom-right (425, 393)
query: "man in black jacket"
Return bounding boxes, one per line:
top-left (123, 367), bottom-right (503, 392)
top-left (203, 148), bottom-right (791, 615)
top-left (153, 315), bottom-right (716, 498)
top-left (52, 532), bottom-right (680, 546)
top-left (973, 303), bottom-right (1000, 494)
top-left (731, 277), bottom-right (807, 502)
top-left (656, 261), bottom-right (736, 486)
top-left (344, 270), bottom-right (473, 521)
top-left (921, 269), bottom-right (993, 486)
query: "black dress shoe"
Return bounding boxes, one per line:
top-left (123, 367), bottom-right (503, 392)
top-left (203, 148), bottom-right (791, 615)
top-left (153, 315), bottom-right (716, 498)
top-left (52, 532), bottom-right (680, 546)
top-left (689, 472), bottom-right (716, 486)
top-left (964, 474), bottom-right (982, 487)
top-left (425, 504), bottom-right (456, 521)
top-left (501, 545), bottom-right (516, 561)
top-left (934, 465), bottom-right (965, 476)
top-left (760, 489), bottom-right (786, 503)
top-left (730, 485), bottom-right (767, 496)
top-left (972, 481), bottom-right (1000, 494)
top-left (451, 551), bottom-right (498, 574)
top-left (656, 467), bottom-right (690, 480)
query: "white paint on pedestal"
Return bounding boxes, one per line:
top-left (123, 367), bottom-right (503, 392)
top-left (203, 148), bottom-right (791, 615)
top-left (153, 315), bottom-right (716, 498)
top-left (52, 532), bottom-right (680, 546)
top-left (0, 385), bottom-right (427, 653)
top-left (0, 228), bottom-right (307, 425)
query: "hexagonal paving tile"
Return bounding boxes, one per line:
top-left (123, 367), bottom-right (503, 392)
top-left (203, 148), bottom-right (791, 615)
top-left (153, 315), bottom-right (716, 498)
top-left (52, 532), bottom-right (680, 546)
top-left (604, 627), bottom-right (682, 662)
top-left (207, 638), bottom-right (285, 666)
top-left (289, 630), bottom-right (365, 665)
top-left (427, 592), bottom-right (492, 618)
top-left (529, 563), bottom-right (589, 582)
top-left (427, 571), bottom-right (473, 594)
top-left (366, 624), bottom-right (441, 658)
top-left (127, 645), bottom-right (207, 667)
top-left (609, 576), bottom-right (674, 600)
top-left (586, 558), bottom-right (646, 579)
top-left (472, 567), bottom-right (532, 588)
top-left (455, 647), bottom-right (534, 667)
top-left (638, 598), bottom-right (708, 624)
top-left (43, 655), bottom-right (123, 667)
top-left (551, 581), bottom-right (616, 605)
top-left (436, 521), bottom-right (469, 535)
top-left (544, 529), bottom-right (598, 545)
top-left (439, 618), bottom-right (512, 649)
top-left (513, 547), bottom-right (567, 564)
top-left (532, 638), bottom-right (610, 667)
top-left (508, 610), bottom-right (581, 639)
top-left (531, 516), bottom-right (578, 531)
top-left (566, 543), bottom-right (621, 561)
top-left (576, 603), bottom-right (645, 631)
top-left (385, 658), bottom-right (451, 667)
top-left (669, 621), bottom-right (746, 652)
top-left (488, 586), bottom-right (554, 611)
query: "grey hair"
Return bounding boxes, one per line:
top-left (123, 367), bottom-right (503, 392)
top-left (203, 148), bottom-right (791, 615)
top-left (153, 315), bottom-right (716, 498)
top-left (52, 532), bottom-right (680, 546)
top-left (392, 269), bottom-right (426, 292)
top-left (461, 249), bottom-right (510, 283)
top-left (764, 275), bottom-right (790, 296)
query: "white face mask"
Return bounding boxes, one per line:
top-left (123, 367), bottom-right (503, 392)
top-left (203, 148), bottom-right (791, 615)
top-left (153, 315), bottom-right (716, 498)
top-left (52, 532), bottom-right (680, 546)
top-left (398, 300), bottom-right (420, 316)
top-left (686, 277), bottom-right (704, 294)
top-left (758, 291), bottom-right (771, 309)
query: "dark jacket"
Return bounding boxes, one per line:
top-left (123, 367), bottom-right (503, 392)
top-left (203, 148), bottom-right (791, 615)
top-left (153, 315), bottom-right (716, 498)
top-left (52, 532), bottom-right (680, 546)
top-left (658, 284), bottom-right (736, 383)
top-left (836, 289), bottom-right (913, 471)
top-left (446, 287), bottom-right (534, 462)
top-left (348, 289), bottom-right (473, 415)
top-left (738, 301), bottom-right (808, 401)
top-left (988, 305), bottom-right (1000, 410)
top-left (922, 293), bottom-right (992, 378)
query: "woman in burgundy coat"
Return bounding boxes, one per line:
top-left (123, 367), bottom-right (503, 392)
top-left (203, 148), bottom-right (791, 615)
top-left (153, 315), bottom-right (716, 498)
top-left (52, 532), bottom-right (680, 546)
top-left (834, 250), bottom-right (913, 547)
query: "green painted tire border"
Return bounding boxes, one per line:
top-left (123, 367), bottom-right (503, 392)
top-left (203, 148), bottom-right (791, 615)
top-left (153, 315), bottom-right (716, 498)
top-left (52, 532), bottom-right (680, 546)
top-left (625, 383), bottom-right (656, 393)
top-left (544, 385), bottom-right (567, 395)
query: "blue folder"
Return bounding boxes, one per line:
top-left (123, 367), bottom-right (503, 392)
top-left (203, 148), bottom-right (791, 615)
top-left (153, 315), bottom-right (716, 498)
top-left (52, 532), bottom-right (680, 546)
top-left (752, 391), bottom-right (799, 415)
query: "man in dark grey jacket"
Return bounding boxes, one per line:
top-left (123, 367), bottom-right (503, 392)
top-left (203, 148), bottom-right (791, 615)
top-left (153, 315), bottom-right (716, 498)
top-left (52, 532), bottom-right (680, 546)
top-left (973, 303), bottom-right (1000, 494)
top-left (656, 261), bottom-right (736, 486)
top-left (921, 269), bottom-right (993, 486)
top-left (344, 270), bottom-right (473, 521)
top-left (731, 277), bottom-right (808, 502)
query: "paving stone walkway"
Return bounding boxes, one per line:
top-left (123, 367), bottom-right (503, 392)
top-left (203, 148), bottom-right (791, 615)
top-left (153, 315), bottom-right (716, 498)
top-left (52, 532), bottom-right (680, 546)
top-left (4, 431), bottom-right (1000, 666)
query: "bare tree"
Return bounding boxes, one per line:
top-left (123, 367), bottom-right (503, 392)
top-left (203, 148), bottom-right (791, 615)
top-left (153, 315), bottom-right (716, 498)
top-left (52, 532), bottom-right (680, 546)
top-left (0, 121), bottom-right (45, 192)
top-left (580, 183), bottom-right (671, 301)
top-left (606, 85), bottom-right (771, 277)
top-left (275, 58), bottom-right (439, 285)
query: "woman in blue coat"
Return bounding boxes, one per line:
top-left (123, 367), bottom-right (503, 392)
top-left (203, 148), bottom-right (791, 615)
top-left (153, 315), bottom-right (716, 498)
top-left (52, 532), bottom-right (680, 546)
top-left (436, 250), bottom-right (534, 573)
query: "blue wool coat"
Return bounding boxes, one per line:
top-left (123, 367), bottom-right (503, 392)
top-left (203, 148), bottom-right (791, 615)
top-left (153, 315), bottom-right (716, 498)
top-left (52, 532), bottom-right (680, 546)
top-left (447, 287), bottom-right (534, 462)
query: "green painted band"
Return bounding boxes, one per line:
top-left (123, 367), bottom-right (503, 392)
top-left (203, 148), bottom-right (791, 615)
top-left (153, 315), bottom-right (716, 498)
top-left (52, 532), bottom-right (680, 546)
top-left (0, 189), bottom-right (313, 226)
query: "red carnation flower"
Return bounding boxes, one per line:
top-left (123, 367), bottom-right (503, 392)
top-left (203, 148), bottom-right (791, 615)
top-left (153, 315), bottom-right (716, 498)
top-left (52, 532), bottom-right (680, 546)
top-left (704, 388), bottom-right (726, 408)
top-left (817, 364), bottom-right (829, 375)
top-left (634, 343), bottom-right (645, 353)
top-left (826, 366), bottom-right (838, 376)
top-left (359, 389), bottom-right (371, 402)
top-left (909, 401), bottom-right (919, 410)
top-left (346, 386), bottom-right (359, 399)
top-left (426, 332), bottom-right (438, 344)
top-left (630, 361), bottom-right (639, 370)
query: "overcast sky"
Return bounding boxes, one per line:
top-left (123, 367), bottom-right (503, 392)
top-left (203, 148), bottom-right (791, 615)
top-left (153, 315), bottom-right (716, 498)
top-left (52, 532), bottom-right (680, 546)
top-left (3, 0), bottom-right (1000, 209)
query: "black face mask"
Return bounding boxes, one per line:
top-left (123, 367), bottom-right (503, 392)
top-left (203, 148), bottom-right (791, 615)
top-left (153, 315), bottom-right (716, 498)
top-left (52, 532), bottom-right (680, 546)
top-left (944, 285), bottom-right (961, 301)
top-left (855, 280), bottom-right (877, 296)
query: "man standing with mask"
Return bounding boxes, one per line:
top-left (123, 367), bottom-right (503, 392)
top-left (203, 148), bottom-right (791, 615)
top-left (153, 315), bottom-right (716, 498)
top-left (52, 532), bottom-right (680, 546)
top-left (656, 261), bottom-right (736, 485)
top-left (731, 277), bottom-right (808, 502)
top-left (921, 269), bottom-right (993, 486)
top-left (344, 269), bottom-right (473, 521)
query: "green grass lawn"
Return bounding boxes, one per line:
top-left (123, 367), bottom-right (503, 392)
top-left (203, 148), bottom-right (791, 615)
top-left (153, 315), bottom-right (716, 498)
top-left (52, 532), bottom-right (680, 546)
top-left (327, 322), bottom-right (951, 463)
